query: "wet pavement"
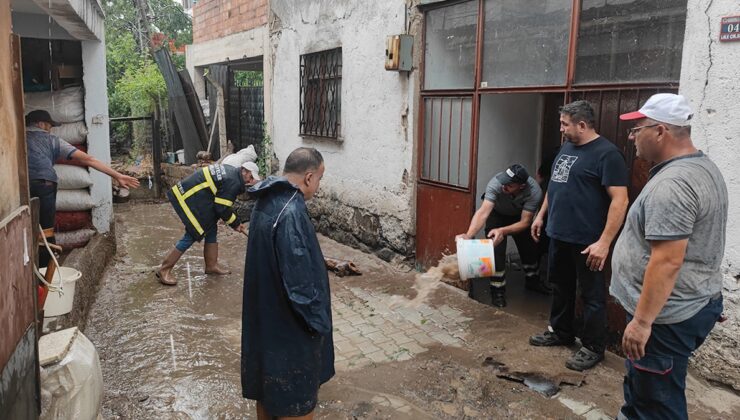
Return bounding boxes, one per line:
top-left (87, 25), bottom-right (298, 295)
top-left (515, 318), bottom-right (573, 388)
top-left (86, 201), bottom-right (740, 419)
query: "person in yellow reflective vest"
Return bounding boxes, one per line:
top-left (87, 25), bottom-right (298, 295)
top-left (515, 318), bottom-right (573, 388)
top-left (156, 162), bottom-right (261, 285)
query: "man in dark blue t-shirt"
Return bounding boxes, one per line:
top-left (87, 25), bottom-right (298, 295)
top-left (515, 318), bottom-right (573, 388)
top-left (529, 100), bottom-right (629, 371)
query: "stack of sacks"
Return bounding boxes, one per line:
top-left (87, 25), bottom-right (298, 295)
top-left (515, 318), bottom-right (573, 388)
top-left (26, 87), bottom-right (95, 250)
top-left (221, 145), bottom-right (258, 168)
top-left (53, 164), bottom-right (95, 249)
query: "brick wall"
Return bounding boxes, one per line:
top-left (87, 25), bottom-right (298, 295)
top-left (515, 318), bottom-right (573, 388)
top-left (193, 0), bottom-right (268, 44)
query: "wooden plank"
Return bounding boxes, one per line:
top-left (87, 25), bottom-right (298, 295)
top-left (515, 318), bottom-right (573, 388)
top-left (153, 48), bottom-right (203, 164)
top-left (0, 207), bottom-right (34, 372)
top-left (0, 1), bottom-right (22, 218)
top-left (11, 34), bottom-right (29, 207)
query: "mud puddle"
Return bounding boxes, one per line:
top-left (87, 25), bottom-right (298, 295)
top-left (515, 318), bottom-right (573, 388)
top-left (85, 203), bottom-right (252, 418)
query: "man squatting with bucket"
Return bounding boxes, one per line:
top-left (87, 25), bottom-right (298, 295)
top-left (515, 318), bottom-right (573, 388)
top-left (241, 147), bottom-right (334, 419)
top-left (529, 100), bottom-right (630, 371)
top-left (156, 161), bottom-right (261, 285)
top-left (457, 163), bottom-right (551, 308)
top-left (611, 94), bottom-right (727, 419)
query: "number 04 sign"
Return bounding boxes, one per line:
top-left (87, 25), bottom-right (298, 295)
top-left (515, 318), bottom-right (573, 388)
top-left (720, 16), bottom-right (740, 42)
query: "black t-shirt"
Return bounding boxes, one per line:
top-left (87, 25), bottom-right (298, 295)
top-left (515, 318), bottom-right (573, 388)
top-left (546, 136), bottom-right (628, 245)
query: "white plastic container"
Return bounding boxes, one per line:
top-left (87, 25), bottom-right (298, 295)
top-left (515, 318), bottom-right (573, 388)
top-left (40, 267), bottom-right (82, 317)
top-left (175, 149), bottom-right (185, 163)
top-left (456, 238), bottom-right (496, 280)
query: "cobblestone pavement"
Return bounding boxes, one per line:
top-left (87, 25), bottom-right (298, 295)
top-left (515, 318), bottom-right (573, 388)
top-left (332, 288), bottom-right (471, 371)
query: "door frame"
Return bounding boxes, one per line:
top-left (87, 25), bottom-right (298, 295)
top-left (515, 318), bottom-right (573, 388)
top-left (415, 0), bottom-right (680, 267)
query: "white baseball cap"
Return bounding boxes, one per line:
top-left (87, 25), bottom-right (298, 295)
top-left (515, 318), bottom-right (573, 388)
top-left (620, 93), bottom-right (693, 126)
top-left (241, 161), bottom-right (261, 181)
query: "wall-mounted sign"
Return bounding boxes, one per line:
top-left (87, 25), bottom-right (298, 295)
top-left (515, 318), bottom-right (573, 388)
top-left (720, 16), bottom-right (740, 42)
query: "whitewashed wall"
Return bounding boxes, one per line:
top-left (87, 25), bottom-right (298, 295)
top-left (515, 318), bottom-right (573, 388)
top-left (269, 0), bottom-right (417, 258)
top-left (680, 0), bottom-right (740, 391)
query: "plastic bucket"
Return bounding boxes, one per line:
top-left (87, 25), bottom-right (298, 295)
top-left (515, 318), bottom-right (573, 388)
top-left (40, 267), bottom-right (81, 317)
top-left (456, 239), bottom-right (496, 281)
top-left (175, 149), bottom-right (185, 163)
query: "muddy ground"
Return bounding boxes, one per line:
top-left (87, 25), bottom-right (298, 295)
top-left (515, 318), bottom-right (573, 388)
top-left (85, 202), bottom-right (740, 419)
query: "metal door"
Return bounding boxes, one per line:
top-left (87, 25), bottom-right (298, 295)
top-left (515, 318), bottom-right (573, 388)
top-left (569, 88), bottom-right (678, 202)
top-left (227, 68), bottom-right (264, 153)
top-left (416, 96), bottom-right (477, 268)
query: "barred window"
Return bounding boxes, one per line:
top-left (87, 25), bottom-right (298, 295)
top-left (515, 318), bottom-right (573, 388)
top-left (300, 48), bottom-right (342, 138)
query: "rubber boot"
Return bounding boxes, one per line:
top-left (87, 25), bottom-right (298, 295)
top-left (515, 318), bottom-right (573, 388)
top-left (156, 248), bottom-right (183, 286)
top-left (490, 285), bottom-right (507, 307)
top-left (204, 243), bottom-right (231, 275)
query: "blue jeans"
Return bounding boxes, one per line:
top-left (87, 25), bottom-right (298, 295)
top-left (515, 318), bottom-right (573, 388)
top-left (175, 226), bottom-right (217, 252)
top-left (619, 296), bottom-right (723, 420)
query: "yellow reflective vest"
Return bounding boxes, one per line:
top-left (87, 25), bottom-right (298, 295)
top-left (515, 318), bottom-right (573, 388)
top-left (166, 164), bottom-right (245, 239)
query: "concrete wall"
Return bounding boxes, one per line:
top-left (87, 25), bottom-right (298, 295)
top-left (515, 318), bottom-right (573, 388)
top-left (475, 94), bottom-right (542, 210)
top-left (185, 25), bottom-right (268, 97)
top-left (269, 0), bottom-right (418, 259)
top-left (192, 0), bottom-right (267, 44)
top-left (10, 11), bottom-right (76, 40)
top-left (680, 0), bottom-right (740, 391)
top-left (82, 37), bottom-right (113, 233)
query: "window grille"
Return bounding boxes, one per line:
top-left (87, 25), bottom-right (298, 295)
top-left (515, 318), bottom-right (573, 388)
top-left (421, 97), bottom-right (473, 188)
top-left (300, 48), bottom-right (342, 138)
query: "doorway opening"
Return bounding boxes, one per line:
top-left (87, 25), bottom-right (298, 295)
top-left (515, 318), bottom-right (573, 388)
top-left (473, 92), bottom-right (564, 321)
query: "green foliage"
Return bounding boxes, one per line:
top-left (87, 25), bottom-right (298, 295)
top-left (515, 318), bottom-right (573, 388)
top-left (115, 60), bottom-right (167, 115)
top-left (104, 0), bottom-right (192, 53)
top-left (149, 0), bottom-right (192, 47)
top-left (170, 53), bottom-right (186, 72)
top-left (114, 61), bottom-right (167, 155)
top-left (233, 71), bottom-right (264, 88)
top-left (104, 0), bottom-right (191, 116)
top-left (257, 122), bottom-right (273, 178)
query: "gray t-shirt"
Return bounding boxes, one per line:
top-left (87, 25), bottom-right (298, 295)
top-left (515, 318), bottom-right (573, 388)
top-left (610, 152), bottom-right (727, 324)
top-left (26, 126), bottom-right (77, 182)
top-left (484, 173), bottom-right (542, 216)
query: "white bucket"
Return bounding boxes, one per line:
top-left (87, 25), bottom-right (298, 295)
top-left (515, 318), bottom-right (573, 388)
top-left (175, 149), bottom-right (185, 163)
top-left (456, 238), bottom-right (496, 281)
top-left (40, 267), bottom-right (81, 317)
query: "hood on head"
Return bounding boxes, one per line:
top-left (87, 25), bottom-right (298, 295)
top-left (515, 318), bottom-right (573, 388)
top-left (248, 176), bottom-right (300, 197)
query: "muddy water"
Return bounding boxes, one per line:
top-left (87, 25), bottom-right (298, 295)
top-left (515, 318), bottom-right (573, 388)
top-left (86, 203), bottom-right (251, 418)
top-left (82, 202), bottom-right (740, 420)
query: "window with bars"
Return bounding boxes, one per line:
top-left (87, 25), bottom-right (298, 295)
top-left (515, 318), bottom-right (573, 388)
top-left (300, 48), bottom-right (342, 138)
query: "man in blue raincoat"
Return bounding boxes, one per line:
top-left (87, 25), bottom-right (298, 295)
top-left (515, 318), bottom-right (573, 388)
top-left (242, 147), bottom-right (334, 419)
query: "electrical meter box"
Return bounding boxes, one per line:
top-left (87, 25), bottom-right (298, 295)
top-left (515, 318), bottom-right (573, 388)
top-left (385, 35), bottom-right (413, 72)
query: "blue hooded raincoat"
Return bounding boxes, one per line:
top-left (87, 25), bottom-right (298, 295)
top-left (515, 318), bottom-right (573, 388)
top-left (241, 176), bottom-right (334, 416)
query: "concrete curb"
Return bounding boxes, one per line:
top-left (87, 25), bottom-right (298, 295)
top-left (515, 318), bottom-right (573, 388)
top-left (52, 224), bottom-right (116, 332)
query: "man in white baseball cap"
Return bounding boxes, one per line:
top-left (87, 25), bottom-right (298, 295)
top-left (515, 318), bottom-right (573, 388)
top-left (619, 93), bottom-right (693, 127)
top-left (242, 161), bottom-right (262, 182)
top-left (610, 93), bottom-right (727, 419)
